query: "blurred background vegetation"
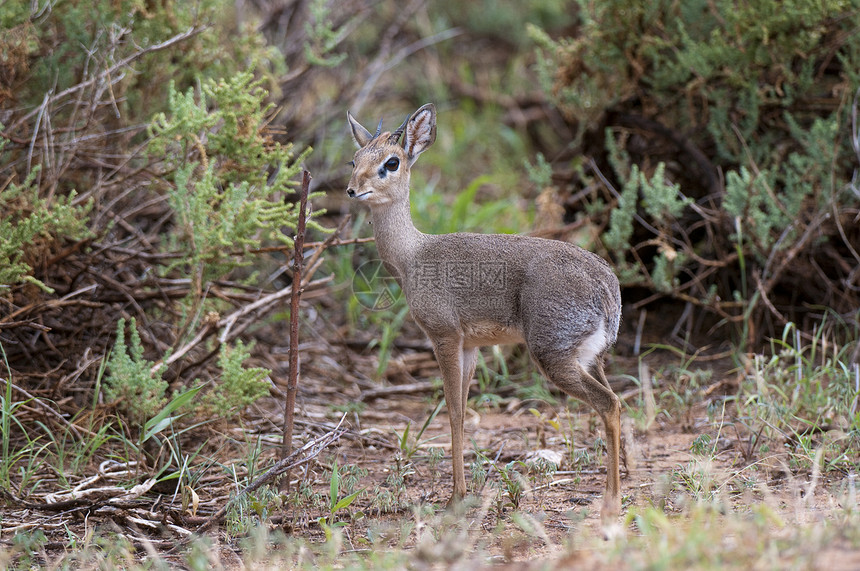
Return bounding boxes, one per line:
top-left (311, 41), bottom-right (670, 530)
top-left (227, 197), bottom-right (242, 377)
top-left (1, 0), bottom-right (859, 504)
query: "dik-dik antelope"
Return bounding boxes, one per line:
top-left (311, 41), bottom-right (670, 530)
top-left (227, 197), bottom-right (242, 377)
top-left (346, 103), bottom-right (623, 524)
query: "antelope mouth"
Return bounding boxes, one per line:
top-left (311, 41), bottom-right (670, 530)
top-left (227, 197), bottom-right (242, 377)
top-left (347, 189), bottom-right (373, 200)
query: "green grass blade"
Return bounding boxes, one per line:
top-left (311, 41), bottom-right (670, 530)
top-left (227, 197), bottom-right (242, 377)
top-left (142, 384), bottom-right (203, 442)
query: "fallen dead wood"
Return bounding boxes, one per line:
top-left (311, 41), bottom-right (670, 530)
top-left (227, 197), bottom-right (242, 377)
top-left (150, 275), bottom-right (333, 375)
top-left (359, 381), bottom-right (438, 401)
top-left (43, 477), bottom-right (157, 507)
top-left (1, 460), bottom-right (157, 512)
top-left (196, 413), bottom-right (348, 532)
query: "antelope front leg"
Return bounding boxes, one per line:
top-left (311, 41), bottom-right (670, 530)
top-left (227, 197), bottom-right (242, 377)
top-left (433, 336), bottom-right (468, 504)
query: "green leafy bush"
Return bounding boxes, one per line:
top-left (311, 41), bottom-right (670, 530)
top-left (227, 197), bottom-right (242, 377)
top-left (148, 72), bottom-right (317, 297)
top-left (104, 318), bottom-right (168, 425)
top-left (532, 0), bottom-right (860, 343)
top-left (0, 0), bottom-right (279, 115)
top-left (1, 1), bottom-right (319, 393)
top-left (0, 163), bottom-right (90, 292)
top-left (202, 341), bottom-right (271, 418)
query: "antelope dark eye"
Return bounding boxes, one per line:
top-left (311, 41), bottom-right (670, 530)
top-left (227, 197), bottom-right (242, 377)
top-left (384, 157), bottom-right (400, 172)
top-left (348, 160), bottom-right (355, 168)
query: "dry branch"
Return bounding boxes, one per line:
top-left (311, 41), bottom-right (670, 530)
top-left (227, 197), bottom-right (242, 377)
top-left (197, 414), bottom-right (347, 532)
top-left (359, 381), bottom-right (437, 401)
top-left (150, 275), bottom-right (333, 375)
top-left (5, 26), bottom-right (205, 134)
top-left (282, 169), bottom-right (311, 463)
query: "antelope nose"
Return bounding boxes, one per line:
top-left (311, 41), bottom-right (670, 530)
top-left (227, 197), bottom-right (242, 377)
top-left (347, 188), bottom-right (356, 198)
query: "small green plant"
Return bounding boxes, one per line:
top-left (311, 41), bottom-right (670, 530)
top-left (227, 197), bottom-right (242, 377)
top-left (672, 461), bottom-right (718, 503)
top-left (226, 483), bottom-right (283, 538)
top-left (371, 305), bottom-right (410, 381)
top-left (658, 366), bottom-right (712, 425)
top-left (223, 439), bottom-right (282, 536)
top-left (383, 453), bottom-right (416, 511)
top-left (472, 347), bottom-right (512, 409)
top-left (1, 344), bottom-right (28, 491)
top-left (372, 487), bottom-right (399, 514)
top-left (689, 434), bottom-right (714, 457)
top-left (470, 454), bottom-right (488, 492)
top-left (496, 461), bottom-right (527, 510)
top-left (104, 318), bottom-right (168, 425)
top-left (735, 322), bottom-right (858, 473)
top-left (525, 457), bottom-right (558, 509)
top-left (427, 446), bottom-right (445, 489)
top-left (9, 529), bottom-right (48, 569)
top-left (201, 340), bottom-right (270, 418)
top-left (336, 463), bottom-right (368, 497)
top-left (285, 477), bottom-right (325, 528)
top-left (515, 371), bottom-right (558, 404)
top-left (318, 460), bottom-right (364, 540)
top-left (571, 448), bottom-right (592, 472)
top-left (392, 401), bottom-right (445, 462)
top-left (524, 152), bottom-right (553, 190)
top-left (138, 384), bottom-right (205, 483)
top-left (102, 344), bottom-right (204, 489)
top-left (42, 420), bottom-right (114, 489)
top-left (0, 164), bottom-right (91, 291)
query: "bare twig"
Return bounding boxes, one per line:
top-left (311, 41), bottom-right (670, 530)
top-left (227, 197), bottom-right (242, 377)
top-left (5, 26), bottom-right (205, 134)
top-left (359, 381), bottom-right (437, 401)
top-left (281, 170), bottom-right (311, 465)
top-left (0, 284), bottom-right (101, 324)
top-left (301, 235), bottom-right (375, 250)
top-left (149, 275), bottom-right (332, 375)
top-left (197, 413), bottom-right (347, 532)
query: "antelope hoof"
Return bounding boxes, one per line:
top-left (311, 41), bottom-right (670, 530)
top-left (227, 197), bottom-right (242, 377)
top-left (600, 495), bottom-right (623, 539)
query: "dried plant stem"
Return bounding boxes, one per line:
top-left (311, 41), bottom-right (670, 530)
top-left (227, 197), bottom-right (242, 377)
top-left (281, 170), bottom-right (311, 467)
top-left (6, 26), bottom-right (204, 134)
top-left (197, 414), bottom-right (346, 533)
top-left (147, 275), bottom-right (331, 376)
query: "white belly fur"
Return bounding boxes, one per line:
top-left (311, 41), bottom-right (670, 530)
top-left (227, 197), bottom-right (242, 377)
top-left (462, 321), bottom-right (525, 348)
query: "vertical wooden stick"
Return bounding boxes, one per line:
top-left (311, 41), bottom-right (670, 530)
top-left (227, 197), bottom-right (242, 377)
top-left (280, 170), bottom-right (311, 478)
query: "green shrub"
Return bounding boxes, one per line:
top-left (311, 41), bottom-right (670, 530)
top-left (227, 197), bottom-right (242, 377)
top-left (0, 162), bottom-right (90, 292)
top-left (443, 0), bottom-right (575, 48)
top-left (532, 0), bottom-right (858, 148)
top-left (531, 0), bottom-right (860, 342)
top-left (202, 341), bottom-right (271, 418)
top-left (0, 1), bottom-right (281, 115)
top-left (148, 72), bottom-right (317, 298)
top-left (104, 318), bottom-right (168, 425)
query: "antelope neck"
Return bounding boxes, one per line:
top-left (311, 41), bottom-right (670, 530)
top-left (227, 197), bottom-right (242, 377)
top-left (370, 195), bottom-right (423, 277)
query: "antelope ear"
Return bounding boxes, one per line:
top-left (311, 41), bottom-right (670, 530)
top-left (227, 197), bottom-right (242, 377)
top-left (401, 103), bottom-right (436, 165)
top-left (347, 111), bottom-right (374, 148)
